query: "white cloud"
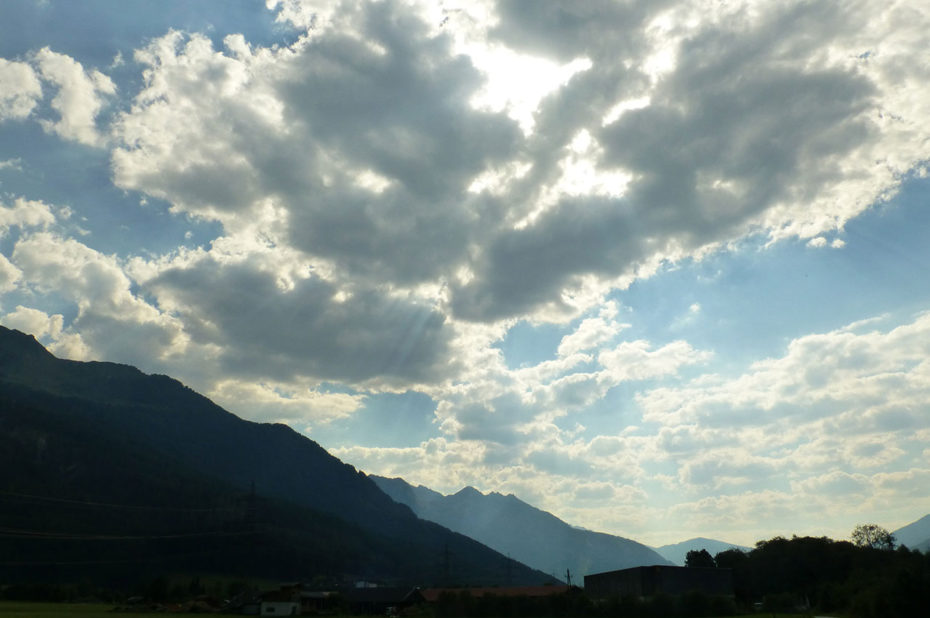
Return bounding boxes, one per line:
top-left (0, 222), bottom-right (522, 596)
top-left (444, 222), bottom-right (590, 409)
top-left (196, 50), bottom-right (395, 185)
top-left (0, 305), bottom-right (63, 340)
top-left (557, 303), bottom-right (627, 356)
top-left (266, 0), bottom-right (341, 32)
top-left (11, 231), bottom-right (186, 364)
top-left (48, 331), bottom-right (91, 360)
top-left (0, 254), bottom-right (21, 293)
top-left (0, 58), bottom-right (42, 121)
top-left (599, 339), bottom-right (711, 384)
top-left (0, 197), bottom-right (56, 232)
top-left (639, 312), bottom-right (930, 432)
top-left (34, 47), bottom-right (115, 146)
top-left (208, 379), bottom-right (365, 426)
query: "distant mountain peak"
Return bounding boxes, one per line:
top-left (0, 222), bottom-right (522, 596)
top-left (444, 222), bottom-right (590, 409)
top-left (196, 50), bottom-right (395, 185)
top-left (372, 474), bottom-right (672, 581)
top-left (654, 537), bottom-right (750, 566)
top-left (893, 513), bottom-right (930, 550)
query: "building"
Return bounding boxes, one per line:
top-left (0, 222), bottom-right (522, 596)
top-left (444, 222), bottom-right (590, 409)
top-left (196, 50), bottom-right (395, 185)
top-left (584, 565), bottom-right (733, 599)
top-left (259, 589), bottom-right (300, 616)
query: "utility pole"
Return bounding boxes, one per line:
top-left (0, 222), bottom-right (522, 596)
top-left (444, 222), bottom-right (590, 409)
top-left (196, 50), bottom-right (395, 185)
top-left (442, 543), bottom-right (451, 586)
top-left (505, 554), bottom-right (512, 586)
top-left (565, 568), bottom-right (572, 587)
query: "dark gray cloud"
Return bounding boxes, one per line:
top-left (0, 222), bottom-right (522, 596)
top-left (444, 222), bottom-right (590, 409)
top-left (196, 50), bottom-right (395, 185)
top-left (451, 195), bottom-right (647, 320)
top-left (272, 2), bottom-right (521, 284)
top-left (147, 257), bottom-right (453, 385)
top-left (451, 1), bottom-right (877, 321)
top-left (114, 0), bottom-right (522, 289)
top-left (489, 0), bottom-right (668, 62)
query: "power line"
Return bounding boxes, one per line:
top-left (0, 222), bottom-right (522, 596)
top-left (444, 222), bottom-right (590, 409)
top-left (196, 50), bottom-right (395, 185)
top-left (0, 545), bottom-right (255, 567)
top-left (0, 489), bottom-right (245, 513)
top-left (0, 525), bottom-right (257, 541)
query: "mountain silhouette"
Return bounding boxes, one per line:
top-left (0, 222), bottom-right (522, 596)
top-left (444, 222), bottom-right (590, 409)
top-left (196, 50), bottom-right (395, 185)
top-left (0, 326), bottom-right (552, 587)
top-left (371, 475), bottom-right (671, 580)
top-left (653, 537), bottom-right (751, 566)
top-left (893, 514), bottom-right (930, 552)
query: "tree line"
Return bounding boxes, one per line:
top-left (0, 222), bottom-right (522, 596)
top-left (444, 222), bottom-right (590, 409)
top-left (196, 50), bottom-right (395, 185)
top-left (3, 524), bottom-right (927, 617)
top-left (695, 524), bottom-right (927, 617)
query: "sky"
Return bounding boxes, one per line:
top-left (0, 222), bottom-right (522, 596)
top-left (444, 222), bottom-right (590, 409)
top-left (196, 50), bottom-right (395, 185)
top-left (1, 0), bottom-right (929, 548)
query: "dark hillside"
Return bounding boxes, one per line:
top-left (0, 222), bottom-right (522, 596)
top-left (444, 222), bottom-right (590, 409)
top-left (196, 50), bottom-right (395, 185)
top-left (0, 326), bottom-right (552, 588)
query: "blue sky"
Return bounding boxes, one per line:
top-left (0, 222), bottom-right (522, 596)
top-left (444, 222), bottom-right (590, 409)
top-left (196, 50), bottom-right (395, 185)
top-left (1, 0), bottom-right (929, 547)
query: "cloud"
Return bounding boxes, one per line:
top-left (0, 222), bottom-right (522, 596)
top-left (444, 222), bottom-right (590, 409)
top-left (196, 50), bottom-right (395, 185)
top-left (454, 0), bottom-right (930, 321)
top-left (11, 231), bottom-right (185, 364)
top-left (0, 58), bottom-right (42, 121)
top-left (141, 249), bottom-right (454, 386)
top-left (0, 305), bottom-right (63, 340)
top-left (557, 303), bottom-right (626, 357)
top-left (104, 0), bottom-right (930, 336)
top-left (113, 12), bottom-right (520, 289)
top-left (0, 197), bottom-right (56, 232)
top-left (0, 255), bottom-right (21, 293)
top-left (208, 379), bottom-right (365, 426)
top-left (639, 312), bottom-right (930, 433)
top-left (598, 339), bottom-right (711, 383)
top-left (34, 47), bottom-right (115, 146)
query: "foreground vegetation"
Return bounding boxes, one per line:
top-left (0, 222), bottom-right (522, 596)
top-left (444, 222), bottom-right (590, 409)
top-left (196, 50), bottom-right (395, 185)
top-left (0, 604), bottom-right (810, 618)
top-left (716, 534), bottom-right (928, 618)
top-left (2, 533), bottom-right (927, 617)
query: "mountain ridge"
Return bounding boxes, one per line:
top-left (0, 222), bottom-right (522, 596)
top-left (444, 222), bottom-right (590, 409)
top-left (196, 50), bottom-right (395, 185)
top-left (371, 474), bottom-right (672, 580)
top-left (0, 326), bottom-right (553, 587)
top-left (893, 514), bottom-right (930, 552)
top-left (653, 537), bottom-right (751, 566)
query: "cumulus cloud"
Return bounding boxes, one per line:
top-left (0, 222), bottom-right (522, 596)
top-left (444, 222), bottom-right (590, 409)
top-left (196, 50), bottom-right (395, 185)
top-left (11, 232), bottom-right (185, 364)
top-left (599, 339), bottom-right (711, 383)
top-left (141, 250), bottom-right (454, 386)
top-left (0, 254), bottom-right (21, 293)
top-left (113, 13), bottom-right (520, 289)
top-left (0, 197), bottom-right (56, 232)
top-left (0, 305), bottom-right (63, 340)
top-left (454, 0), bottom-right (930, 320)
top-left (0, 58), bottom-right (42, 121)
top-left (34, 47), bottom-right (115, 146)
top-left (104, 0), bottom-right (930, 334)
top-left (638, 312), bottom-right (930, 432)
top-left (208, 379), bottom-right (365, 426)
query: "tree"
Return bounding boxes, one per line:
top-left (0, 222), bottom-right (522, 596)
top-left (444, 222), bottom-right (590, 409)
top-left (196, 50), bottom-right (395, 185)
top-left (685, 548), bottom-right (716, 568)
top-left (851, 524), bottom-right (896, 550)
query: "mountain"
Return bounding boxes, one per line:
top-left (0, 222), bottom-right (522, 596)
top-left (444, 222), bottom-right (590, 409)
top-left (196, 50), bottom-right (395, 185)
top-left (371, 475), bottom-right (672, 581)
top-left (653, 537), bottom-right (751, 566)
top-left (893, 514), bottom-right (930, 552)
top-left (0, 326), bottom-right (553, 588)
